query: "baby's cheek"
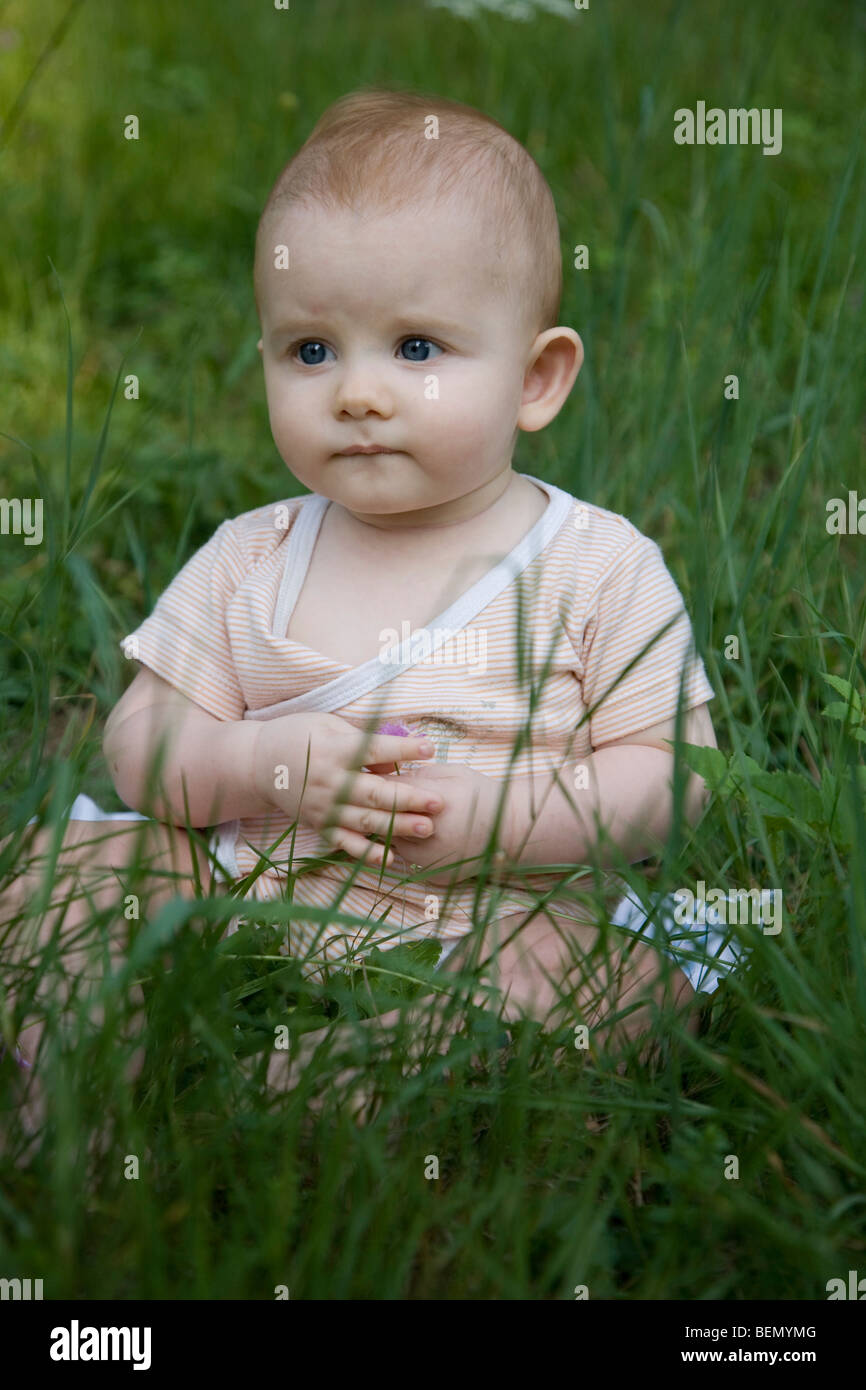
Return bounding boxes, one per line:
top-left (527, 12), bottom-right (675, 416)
top-left (444, 413), bottom-right (492, 459)
top-left (271, 401), bottom-right (312, 444)
top-left (418, 386), bottom-right (488, 449)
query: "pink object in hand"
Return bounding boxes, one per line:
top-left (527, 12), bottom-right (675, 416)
top-left (377, 721), bottom-right (413, 737)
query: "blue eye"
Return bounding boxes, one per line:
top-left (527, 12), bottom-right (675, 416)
top-left (295, 341), bottom-right (333, 365)
top-left (291, 338), bottom-right (442, 365)
top-left (398, 337), bottom-right (442, 362)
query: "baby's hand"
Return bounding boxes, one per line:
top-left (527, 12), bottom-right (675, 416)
top-left (253, 712), bottom-right (444, 867)
top-left (386, 763), bottom-right (515, 887)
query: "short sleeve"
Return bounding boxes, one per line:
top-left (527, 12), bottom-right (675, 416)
top-left (119, 519), bottom-right (248, 721)
top-left (579, 534), bottom-right (715, 747)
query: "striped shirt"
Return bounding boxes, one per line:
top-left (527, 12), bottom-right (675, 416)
top-left (120, 473), bottom-right (715, 975)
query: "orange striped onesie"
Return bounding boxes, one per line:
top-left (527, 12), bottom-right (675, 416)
top-left (119, 472), bottom-right (716, 977)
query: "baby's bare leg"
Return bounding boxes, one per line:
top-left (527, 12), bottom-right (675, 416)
top-left (258, 905), bottom-right (699, 1120)
top-left (0, 816), bottom-right (212, 1147)
top-left (441, 906), bottom-right (700, 1060)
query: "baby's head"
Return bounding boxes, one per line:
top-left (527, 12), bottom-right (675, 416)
top-left (254, 88), bottom-right (582, 529)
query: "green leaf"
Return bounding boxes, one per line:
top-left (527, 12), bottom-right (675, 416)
top-left (214, 921), bottom-right (285, 957)
top-left (824, 767), bottom-right (866, 852)
top-left (676, 742), bottom-right (728, 789)
top-left (820, 673), bottom-right (863, 714)
top-left (721, 752), bottom-right (765, 797)
top-left (748, 770), bottom-right (825, 827)
top-left (337, 939), bottom-right (444, 1011)
top-left (823, 701), bottom-right (857, 723)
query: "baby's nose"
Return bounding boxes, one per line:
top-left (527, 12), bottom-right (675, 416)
top-left (335, 366), bottom-right (394, 418)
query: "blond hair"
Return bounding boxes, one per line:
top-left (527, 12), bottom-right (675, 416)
top-left (254, 87), bottom-right (562, 338)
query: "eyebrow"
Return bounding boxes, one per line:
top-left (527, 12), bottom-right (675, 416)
top-left (390, 314), bottom-right (468, 338)
top-left (266, 313), bottom-right (471, 342)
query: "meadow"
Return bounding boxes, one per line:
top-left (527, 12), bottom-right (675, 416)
top-left (1, 0), bottom-right (865, 1299)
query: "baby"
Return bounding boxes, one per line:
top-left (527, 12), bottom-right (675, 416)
top-left (3, 88), bottom-right (736, 1109)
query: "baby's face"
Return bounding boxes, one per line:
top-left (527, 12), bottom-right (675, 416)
top-left (256, 198), bottom-right (540, 527)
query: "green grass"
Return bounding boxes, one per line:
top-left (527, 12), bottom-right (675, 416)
top-left (1, 0), bottom-right (865, 1298)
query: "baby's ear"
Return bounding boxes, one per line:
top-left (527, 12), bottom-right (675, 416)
top-left (257, 338), bottom-right (263, 353)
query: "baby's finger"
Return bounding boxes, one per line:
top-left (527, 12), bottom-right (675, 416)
top-left (340, 771), bottom-right (444, 818)
top-left (356, 733), bottom-right (436, 770)
top-left (336, 803), bottom-right (436, 842)
top-left (323, 826), bottom-right (396, 868)
top-left (366, 761), bottom-right (405, 783)
top-left (363, 761), bottom-right (399, 777)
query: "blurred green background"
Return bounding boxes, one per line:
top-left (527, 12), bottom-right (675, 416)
top-left (1, 0), bottom-right (865, 1301)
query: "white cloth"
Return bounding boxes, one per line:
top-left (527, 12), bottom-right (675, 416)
top-left (610, 888), bottom-right (746, 995)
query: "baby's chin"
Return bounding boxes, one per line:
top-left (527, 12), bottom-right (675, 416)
top-left (288, 454), bottom-right (401, 492)
top-left (288, 456), bottom-right (483, 520)
top-left (317, 459), bottom-right (442, 503)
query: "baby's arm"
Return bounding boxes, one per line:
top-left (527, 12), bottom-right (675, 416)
top-left (505, 703), bottom-right (717, 870)
top-left (104, 666), bottom-right (444, 855)
top-left (103, 665), bottom-right (269, 826)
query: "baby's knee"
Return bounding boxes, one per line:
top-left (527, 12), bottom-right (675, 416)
top-left (589, 942), bottom-right (700, 1053)
top-left (111, 818), bottom-right (214, 900)
top-left (5, 816), bottom-right (211, 912)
